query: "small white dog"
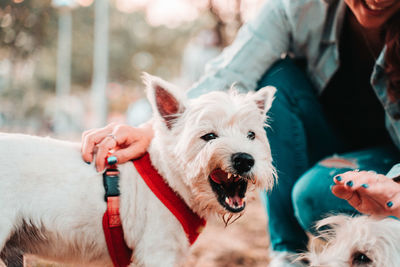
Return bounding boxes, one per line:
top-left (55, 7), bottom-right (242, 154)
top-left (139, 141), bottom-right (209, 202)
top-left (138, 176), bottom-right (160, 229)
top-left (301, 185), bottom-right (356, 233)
top-left (0, 74), bottom-right (276, 266)
top-left (305, 215), bottom-right (400, 267)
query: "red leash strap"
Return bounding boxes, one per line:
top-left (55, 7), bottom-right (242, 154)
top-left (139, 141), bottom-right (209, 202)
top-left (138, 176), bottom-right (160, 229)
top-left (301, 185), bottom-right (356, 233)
top-left (133, 153), bottom-right (206, 245)
top-left (102, 168), bottom-right (133, 267)
top-left (102, 152), bottom-right (206, 267)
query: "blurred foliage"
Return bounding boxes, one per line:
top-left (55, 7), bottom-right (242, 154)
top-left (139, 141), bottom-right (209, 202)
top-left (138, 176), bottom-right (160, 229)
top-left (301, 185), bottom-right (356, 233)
top-left (0, 0), bottom-right (244, 134)
top-left (0, 0), bottom-right (53, 59)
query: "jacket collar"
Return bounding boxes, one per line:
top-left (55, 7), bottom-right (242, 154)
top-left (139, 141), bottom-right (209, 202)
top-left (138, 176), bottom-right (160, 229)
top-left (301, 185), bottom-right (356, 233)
top-left (321, 0), bottom-right (347, 45)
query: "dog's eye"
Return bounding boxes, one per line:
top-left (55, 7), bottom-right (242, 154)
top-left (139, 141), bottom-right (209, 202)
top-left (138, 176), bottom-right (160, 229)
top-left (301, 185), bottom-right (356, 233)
top-left (352, 252), bottom-right (372, 265)
top-left (201, 133), bottom-right (218, 141)
top-left (247, 131), bottom-right (255, 140)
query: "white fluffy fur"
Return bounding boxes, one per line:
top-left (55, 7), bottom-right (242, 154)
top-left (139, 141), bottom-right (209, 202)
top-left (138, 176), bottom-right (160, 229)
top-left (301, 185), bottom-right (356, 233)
top-left (305, 215), bottom-right (400, 267)
top-left (0, 74), bottom-right (276, 266)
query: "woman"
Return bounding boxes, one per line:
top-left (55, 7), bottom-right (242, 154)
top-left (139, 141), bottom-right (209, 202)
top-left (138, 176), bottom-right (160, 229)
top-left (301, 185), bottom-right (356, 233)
top-left (81, 0), bottom-right (400, 266)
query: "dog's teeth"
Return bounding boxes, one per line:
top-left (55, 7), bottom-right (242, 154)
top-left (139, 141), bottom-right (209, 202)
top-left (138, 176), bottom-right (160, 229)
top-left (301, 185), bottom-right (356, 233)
top-left (225, 197), bottom-right (230, 204)
top-left (227, 173), bottom-right (232, 179)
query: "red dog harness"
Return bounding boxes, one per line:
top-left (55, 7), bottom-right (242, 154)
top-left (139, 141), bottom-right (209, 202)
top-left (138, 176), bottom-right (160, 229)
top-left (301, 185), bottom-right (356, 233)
top-left (102, 153), bottom-right (206, 267)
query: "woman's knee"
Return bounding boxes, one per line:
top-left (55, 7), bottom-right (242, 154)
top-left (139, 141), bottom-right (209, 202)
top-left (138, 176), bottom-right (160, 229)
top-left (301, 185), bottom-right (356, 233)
top-left (292, 171), bottom-right (319, 232)
top-left (292, 163), bottom-right (338, 232)
top-left (292, 157), bottom-right (359, 232)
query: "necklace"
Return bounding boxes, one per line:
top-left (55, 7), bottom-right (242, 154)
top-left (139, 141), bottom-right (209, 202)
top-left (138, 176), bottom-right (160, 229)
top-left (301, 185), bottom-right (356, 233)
top-left (360, 29), bottom-right (381, 61)
top-left (349, 11), bottom-right (382, 61)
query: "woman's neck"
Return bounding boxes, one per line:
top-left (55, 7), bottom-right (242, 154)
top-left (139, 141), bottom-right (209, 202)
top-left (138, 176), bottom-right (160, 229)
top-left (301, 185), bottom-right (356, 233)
top-left (348, 10), bottom-right (385, 56)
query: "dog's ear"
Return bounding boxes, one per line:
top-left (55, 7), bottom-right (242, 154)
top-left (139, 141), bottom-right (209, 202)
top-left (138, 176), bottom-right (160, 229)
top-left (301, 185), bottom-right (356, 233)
top-left (142, 73), bottom-right (186, 130)
top-left (251, 86), bottom-right (276, 114)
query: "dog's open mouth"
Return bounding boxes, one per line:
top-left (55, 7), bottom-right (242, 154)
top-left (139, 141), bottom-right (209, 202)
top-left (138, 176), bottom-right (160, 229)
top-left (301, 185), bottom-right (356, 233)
top-left (209, 169), bottom-right (248, 213)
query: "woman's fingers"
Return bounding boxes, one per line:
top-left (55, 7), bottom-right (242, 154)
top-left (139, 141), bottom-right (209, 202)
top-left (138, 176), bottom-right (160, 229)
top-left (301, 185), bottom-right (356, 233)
top-left (333, 170), bottom-right (379, 185)
top-left (81, 123), bottom-right (117, 163)
top-left (331, 184), bottom-right (366, 211)
top-left (332, 170), bottom-right (400, 217)
top-left (91, 125), bottom-right (136, 171)
top-left (112, 127), bottom-right (152, 159)
top-left (385, 193), bottom-right (400, 218)
top-left (95, 135), bottom-right (119, 172)
top-left (331, 184), bottom-right (354, 201)
top-left (81, 122), bottom-right (154, 172)
top-left (331, 183), bottom-right (363, 209)
top-left (333, 171), bottom-right (388, 198)
top-left (111, 141), bottom-right (147, 165)
top-left (355, 179), bottom-right (400, 209)
top-left (331, 183), bottom-right (382, 214)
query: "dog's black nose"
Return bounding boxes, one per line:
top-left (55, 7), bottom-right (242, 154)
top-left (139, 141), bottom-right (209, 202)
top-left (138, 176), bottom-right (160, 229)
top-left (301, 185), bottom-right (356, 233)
top-left (232, 153), bottom-right (254, 174)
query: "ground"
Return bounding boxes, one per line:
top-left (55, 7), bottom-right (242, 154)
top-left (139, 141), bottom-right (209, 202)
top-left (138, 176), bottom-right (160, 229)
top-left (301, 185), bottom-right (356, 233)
top-left (183, 192), bottom-right (271, 267)
top-left (24, 192), bottom-right (271, 267)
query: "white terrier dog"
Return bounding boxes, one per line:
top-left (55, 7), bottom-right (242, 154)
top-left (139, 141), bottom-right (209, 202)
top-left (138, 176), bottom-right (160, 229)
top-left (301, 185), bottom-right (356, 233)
top-left (305, 215), bottom-right (400, 267)
top-left (0, 74), bottom-right (276, 266)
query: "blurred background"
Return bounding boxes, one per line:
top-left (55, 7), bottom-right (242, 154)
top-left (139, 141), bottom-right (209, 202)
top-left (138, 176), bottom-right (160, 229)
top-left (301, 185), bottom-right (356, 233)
top-left (0, 0), bottom-right (264, 139)
top-left (1, 1), bottom-right (273, 266)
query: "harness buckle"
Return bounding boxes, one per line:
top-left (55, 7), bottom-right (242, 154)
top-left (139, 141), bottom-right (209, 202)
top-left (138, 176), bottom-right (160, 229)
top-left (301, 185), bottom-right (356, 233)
top-left (103, 168), bottom-right (120, 202)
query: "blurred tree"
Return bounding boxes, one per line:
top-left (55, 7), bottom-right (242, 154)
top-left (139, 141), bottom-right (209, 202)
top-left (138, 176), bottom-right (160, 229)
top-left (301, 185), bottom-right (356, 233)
top-left (0, 0), bottom-right (53, 91)
top-left (90, 0), bottom-right (109, 127)
top-left (0, 0), bottom-right (52, 59)
top-left (0, 0), bottom-right (259, 135)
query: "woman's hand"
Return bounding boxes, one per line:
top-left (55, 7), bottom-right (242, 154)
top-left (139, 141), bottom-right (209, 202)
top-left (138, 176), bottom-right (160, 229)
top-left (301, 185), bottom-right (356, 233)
top-left (81, 121), bottom-right (154, 172)
top-left (331, 170), bottom-right (400, 218)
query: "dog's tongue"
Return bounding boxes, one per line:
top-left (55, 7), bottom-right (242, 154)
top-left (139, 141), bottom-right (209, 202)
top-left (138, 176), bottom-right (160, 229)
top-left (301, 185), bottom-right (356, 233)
top-left (210, 169), bottom-right (228, 184)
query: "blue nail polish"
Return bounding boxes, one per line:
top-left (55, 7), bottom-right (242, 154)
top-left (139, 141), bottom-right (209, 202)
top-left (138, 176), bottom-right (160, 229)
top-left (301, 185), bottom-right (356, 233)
top-left (361, 183), bottom-right (369, 188)
top-left (336, 176), bottom-right (342, 181)
top-left (85, 161), bottom-right (91, 165)
top-left (346, 180), bottom-right (353, 187)
top-left (387, 201), bottom-right (394, 208)
top-left (107, 156), bottom-right (118, 165)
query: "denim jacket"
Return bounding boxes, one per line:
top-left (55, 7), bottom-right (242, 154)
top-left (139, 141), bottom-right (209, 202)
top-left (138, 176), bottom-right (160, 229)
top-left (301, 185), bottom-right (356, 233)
top-left (187, 0), bottom-right (400, 177)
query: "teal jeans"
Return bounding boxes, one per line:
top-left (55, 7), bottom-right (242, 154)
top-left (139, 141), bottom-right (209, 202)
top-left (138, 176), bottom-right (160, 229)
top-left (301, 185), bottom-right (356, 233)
top-left (259, 58), bottom-right (400, 253)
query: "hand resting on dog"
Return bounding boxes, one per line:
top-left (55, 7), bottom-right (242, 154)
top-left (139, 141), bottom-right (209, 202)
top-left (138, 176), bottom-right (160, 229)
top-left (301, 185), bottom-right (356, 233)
top-left (81, 121), bottom-right (153, 172)
top-left (331, 170), bottom-right (400, 218)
